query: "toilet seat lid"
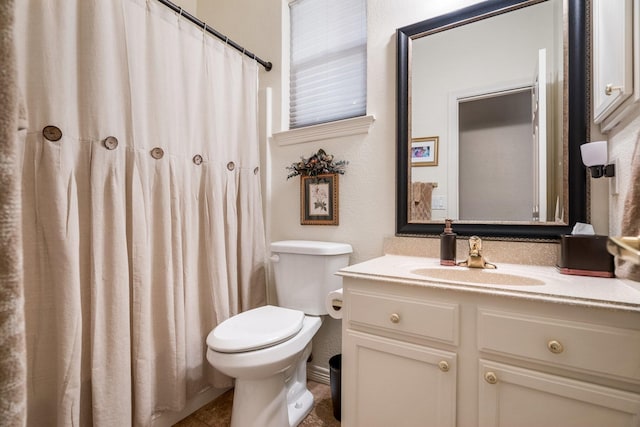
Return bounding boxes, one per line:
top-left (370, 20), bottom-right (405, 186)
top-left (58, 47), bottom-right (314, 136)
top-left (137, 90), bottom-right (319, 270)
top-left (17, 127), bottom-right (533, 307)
top-left (208, 305), bottom-right (305, 353)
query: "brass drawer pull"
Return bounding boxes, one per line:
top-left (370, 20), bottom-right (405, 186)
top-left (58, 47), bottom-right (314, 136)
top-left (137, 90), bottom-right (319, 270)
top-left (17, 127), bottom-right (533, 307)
top-left (438, 361), bottom-right (450, 372)
top-left (605, 83), bottom-right (623, 96)
top-left (547, 340), bottom-right (564, 354)
top-left (390, 313), bottom-right (400, 324)
top-left (484, 371), bottom-right (498, 384)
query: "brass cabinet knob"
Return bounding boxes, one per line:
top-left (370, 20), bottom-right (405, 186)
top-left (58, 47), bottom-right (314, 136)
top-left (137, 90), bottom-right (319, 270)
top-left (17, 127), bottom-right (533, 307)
top-left (547, 340), bottom-right (564, 354)
top-left (389, 313), bottom-right (400, 324)
top-left (438, 361), bottom-right (450, 372)
top-left (605, 83), bottom-right (623, 96)
top-left (484, 371), bottom-right (498, 384)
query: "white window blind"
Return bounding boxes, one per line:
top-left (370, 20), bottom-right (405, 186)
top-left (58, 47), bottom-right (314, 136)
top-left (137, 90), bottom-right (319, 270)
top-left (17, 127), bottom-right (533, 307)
top-left (289, 0), bottom-right (367, 129)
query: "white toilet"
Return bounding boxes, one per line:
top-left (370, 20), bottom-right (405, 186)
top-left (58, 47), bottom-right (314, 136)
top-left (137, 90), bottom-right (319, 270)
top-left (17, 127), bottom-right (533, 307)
top-left (206, 240), bottom-right (352, 427)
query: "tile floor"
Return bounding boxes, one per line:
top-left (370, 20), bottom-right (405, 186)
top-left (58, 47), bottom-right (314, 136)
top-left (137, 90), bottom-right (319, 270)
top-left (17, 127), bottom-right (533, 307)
top-left (173, 381), bottom-right (341, 426)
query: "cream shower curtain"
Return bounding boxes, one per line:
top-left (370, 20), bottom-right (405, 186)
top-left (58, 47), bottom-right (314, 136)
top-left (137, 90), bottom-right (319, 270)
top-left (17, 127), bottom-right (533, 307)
top-left (14, 0), bottom-right (266, 425)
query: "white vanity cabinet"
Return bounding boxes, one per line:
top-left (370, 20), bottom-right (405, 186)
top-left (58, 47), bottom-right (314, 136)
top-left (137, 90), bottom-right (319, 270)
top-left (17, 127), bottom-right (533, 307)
top-left (343, 331), bottom-right (456, 426)
top-left (341, 276), bottom-right (640, 427)
top-left (478, 360), bottom-right (640, 427)
top-left (477, 308), bottom-right (640, 427)
top-left (342, 286), bottom-right (459, 427)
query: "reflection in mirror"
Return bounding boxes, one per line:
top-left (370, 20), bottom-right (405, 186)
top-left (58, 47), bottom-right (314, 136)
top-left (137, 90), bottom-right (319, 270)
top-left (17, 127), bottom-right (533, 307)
top-left (412, 0), bottom-right (562, 222)
top-left (396, 0), bottom-right (587, 239)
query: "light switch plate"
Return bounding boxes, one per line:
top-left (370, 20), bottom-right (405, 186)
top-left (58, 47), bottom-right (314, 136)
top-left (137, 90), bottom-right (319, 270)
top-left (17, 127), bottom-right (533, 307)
top-left (433, 195), bottom-right (446, 210)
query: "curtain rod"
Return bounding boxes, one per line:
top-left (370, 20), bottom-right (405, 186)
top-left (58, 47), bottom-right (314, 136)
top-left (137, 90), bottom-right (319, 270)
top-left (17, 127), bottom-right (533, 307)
top-left (156, 0), bottom-right (273, 71)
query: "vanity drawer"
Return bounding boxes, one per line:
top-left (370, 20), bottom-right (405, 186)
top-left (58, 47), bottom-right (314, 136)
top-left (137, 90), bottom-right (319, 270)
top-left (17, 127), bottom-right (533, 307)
top-left (348, 290), bottom-right (459, 345)
top-left (478, 308), bottom-right (640, 381)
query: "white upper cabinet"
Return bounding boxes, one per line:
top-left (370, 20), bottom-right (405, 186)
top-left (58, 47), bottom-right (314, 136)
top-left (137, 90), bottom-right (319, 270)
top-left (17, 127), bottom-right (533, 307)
top-left (593, 0), bottom-right (639, 130)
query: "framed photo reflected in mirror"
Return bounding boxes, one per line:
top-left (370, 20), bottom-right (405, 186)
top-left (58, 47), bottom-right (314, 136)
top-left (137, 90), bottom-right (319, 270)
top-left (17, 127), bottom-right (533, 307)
top-left (411, 136), bottom-right (439, 167)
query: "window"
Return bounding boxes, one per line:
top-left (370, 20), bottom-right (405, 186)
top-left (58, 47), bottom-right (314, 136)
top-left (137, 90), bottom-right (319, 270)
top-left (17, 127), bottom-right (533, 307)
top-left (289, 0), bottom-right (367, 129)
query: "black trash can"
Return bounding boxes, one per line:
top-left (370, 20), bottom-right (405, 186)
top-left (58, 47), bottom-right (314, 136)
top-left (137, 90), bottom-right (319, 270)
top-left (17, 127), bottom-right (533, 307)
top-left (329, 354), bottom-right (342, 421)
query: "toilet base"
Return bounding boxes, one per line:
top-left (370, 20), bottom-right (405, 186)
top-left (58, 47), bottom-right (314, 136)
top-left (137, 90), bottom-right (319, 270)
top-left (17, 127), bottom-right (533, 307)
top-left (229, 342), bottom-right (315, 427)
top-left (287, 389), bottom-right (314, 427)
top-left (230, 375), bottom-right (314, 427)
top-left (231, 375), bottom-right (289, 427)
top-left (285, 340), bottom-right (314, 425)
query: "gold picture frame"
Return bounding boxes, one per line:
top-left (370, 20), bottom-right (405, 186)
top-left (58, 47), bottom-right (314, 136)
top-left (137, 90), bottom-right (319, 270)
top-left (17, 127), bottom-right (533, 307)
top-left (300, 174), bottom-right (339, 225)
top-left (411, 136), bottom-right (439, 167)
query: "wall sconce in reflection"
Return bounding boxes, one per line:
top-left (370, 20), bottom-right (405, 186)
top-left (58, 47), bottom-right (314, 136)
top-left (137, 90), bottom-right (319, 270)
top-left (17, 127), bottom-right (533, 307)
top-left (580, 140), bottom-right (615, 178)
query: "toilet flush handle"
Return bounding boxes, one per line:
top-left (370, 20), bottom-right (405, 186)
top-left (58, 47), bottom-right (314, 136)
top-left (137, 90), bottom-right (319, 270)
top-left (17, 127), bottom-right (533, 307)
top-left (270, 254), bottom-right (280, 262)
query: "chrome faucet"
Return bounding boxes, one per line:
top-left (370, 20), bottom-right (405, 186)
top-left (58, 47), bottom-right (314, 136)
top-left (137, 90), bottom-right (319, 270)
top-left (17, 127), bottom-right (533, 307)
top-left (457, 236), bottom-right (497, 269)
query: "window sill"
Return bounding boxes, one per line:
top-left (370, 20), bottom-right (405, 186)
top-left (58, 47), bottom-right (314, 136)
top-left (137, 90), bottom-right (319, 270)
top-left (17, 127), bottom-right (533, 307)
top-left (272, 115), bottom-right (375, 146)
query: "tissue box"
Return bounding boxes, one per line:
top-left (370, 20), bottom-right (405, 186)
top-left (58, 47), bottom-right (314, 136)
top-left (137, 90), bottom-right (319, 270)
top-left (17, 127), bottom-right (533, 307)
top-left (557, 235), bottom-right (614, 278)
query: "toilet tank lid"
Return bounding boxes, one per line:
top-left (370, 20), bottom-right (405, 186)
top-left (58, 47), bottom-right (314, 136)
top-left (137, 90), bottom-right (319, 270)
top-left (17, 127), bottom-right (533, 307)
top-left (270, 240), bottom-right (352, 255)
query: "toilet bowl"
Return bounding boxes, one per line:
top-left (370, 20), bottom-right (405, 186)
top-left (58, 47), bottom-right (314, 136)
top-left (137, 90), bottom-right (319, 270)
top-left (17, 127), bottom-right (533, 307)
top-left (205, 240), bottom-right (352, 427)
top-left (206, 307), bottom-right (322, 427)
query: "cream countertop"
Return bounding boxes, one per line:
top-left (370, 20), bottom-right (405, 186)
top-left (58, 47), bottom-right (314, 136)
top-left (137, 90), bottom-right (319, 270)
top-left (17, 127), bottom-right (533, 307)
top-left (337, 254), bottom-right (640, 312)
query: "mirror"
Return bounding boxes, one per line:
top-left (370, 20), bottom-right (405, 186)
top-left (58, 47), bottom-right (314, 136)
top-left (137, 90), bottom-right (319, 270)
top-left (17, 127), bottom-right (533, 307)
top-left (396, 0), bottom-right (587, 239)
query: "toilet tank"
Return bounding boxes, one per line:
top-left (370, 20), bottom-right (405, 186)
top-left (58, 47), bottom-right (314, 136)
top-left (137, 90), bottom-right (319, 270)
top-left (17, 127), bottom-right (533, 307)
top-left (270, 240), bottom-right (352, 315)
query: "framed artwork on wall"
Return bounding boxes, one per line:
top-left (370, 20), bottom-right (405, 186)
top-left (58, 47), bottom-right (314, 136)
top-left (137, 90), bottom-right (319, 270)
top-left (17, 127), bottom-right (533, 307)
top-left (300, 174), bottom-right (338, 225)
top-left (411, 136), bottom-right (439, 166)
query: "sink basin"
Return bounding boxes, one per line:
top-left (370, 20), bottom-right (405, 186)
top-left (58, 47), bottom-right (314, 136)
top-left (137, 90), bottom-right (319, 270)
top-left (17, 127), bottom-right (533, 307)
top-left (410, 268), bottom-right (545, 286)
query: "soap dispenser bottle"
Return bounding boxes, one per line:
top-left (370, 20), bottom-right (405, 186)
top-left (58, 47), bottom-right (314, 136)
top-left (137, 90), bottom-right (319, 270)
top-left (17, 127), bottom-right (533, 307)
top-left (440, 219), bottom-right (457, 266)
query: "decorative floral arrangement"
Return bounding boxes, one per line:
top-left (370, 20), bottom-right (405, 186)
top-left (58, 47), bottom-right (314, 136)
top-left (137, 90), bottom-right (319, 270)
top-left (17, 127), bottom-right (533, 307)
top-left (286, 149), bottom-right (348, 179)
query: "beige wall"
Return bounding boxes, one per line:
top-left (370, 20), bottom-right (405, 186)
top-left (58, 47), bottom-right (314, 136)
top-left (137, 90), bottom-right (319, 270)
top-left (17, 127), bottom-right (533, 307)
top-left (172, 0), bottom-right (197, 15)
top-left (190, 0), bottom-right (640, 379)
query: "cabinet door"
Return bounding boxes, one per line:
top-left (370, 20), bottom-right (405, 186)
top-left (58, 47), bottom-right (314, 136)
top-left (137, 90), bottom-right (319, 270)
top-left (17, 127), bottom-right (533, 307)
top-left (342, 330), bottom-right (456, 427)
top-left (479, 360), bottom-right (640, 427)
top-left (593, 0), bottom-right (634, 123)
